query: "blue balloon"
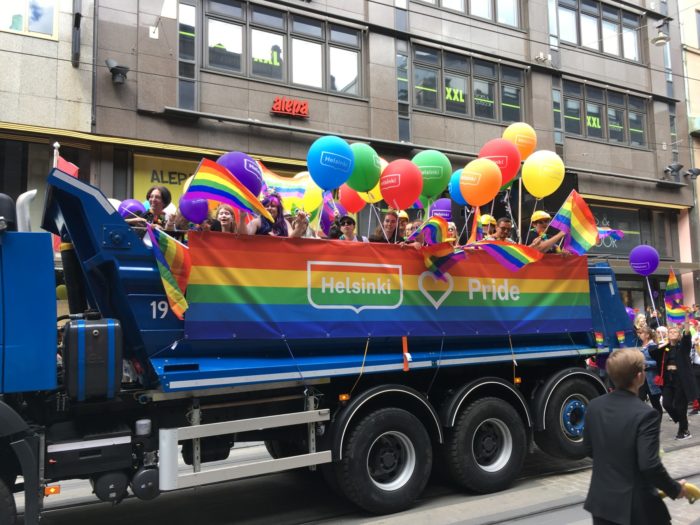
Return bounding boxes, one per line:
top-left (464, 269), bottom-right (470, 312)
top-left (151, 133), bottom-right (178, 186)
top-left (306, 136), bottom-right (354, 191)
top-left (448, 169), bottom-right (467, 206)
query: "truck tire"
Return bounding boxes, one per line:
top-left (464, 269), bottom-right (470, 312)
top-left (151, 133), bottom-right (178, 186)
top-left (336, 407), bottom-right (432, 514)
top-left (0, 477), bottom-right (16, 525)
top-left (264, 440), bottom-right (306, 459)
top-left (535, 378), bottom-right (599, 459)
top-left (444, 397), bottom-right (526, 493)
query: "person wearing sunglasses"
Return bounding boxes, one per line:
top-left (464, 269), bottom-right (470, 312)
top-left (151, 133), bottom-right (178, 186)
top-left (528, 211), bottom-right (566, 253)
top-left (337, 215), bottom-right (367, 242)
top-left (485, 217), bottom-right (516, 243)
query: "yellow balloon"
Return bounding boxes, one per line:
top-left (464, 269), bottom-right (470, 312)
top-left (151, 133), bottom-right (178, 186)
top-left (358, 179), bottom-right (383, 204)
top-left (302, 181), bottom-right (324, 212)
top-left (502, 122), bottom-right (537, 161)
top-left (521, 150), bottom-right (565, 199)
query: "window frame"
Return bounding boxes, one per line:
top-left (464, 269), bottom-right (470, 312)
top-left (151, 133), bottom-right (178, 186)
top-left (416, 0), bottom-right (520, 28)
top-left (0, 0), bottom-right (58, 40)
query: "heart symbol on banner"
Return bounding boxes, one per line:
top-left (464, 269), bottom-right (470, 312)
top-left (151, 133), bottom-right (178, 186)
top-left (418, 271), bottom-right (454, 309)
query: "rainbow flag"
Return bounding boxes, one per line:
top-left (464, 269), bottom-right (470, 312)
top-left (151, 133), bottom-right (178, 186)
top-left (550, 190), bottom-right (599, 255)
top-left (665, 269), bottom-right (688, 323)
top-left (421, 243), bottom-right (466, 281)
top-left (471, 241), bottom-right (543, 272)
top-left (597, 228), bottom-right (624, 242)
top-left (258, 161), bottom-right (308, 211)
top-left (187, 158), bottom-right (273, 222)
top-left (467, 207), bottom-right (482, 244)
top-left (616, 331), bottom-right (626, 346)
top-left (147, 225), bottom-right (191, 320)
top-left (408, 216), bottom-right (448, 245)
top-left (594, 332), bottom-right (605, 347)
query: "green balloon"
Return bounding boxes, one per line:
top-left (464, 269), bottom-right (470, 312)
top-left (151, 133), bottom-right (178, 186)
top-left (346, 143), bottom-right (381, 192)
top-left (418, 194), bottom-right (431, 210)
top-left (413, 150), bottom-right (452, 198)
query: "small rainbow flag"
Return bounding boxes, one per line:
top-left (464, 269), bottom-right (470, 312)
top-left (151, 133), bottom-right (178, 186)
top-left (594, 332), bottom-right (605, 347)
top-left (616, 330), bottom-right (626, 347)
top-left (467, 207), bottom-right (482, 245)
top-left (665, 269), bottom-right (688, 323)
top-left (550, 190), bottom-right (599, 255)
top-left (421, 243), bottom-right (466, 281)
top-left (597, 228), bottom-right (624, 242)
top-left (471, 241), bottom-right (543, 272)
top-left (408, 216), bottom-right (448, 245)
top-left (147, 225), bottom-right (191, 320)
top-left (187, 158), bottom-right (273, 222)
top-left (258, 161), bottom-right (308, 211)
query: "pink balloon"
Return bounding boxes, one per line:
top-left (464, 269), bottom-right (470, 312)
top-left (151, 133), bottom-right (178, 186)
top-left (478, 138), bottom-right (522, 186)
top-left (380, 159), bottom-right (423, 210)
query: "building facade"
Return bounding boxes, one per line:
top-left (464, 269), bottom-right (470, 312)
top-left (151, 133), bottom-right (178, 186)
top-left (0, 0), bottom-right (696, 310)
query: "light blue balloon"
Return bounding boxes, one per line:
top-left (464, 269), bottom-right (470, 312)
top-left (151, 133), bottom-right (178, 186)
top-left (448, 169), bottom-right (467, 206)
top-left (306, 136), bottom-right (355, 191)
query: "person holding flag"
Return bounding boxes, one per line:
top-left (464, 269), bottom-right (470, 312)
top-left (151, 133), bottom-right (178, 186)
top-left (527, 211), bottom-right (566, 253)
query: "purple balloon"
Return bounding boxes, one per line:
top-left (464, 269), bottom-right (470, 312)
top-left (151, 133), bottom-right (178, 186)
top-left (629, 245), bottom-right (659, 276)
top-left (429, 198), bottom-right (452, 221)
top-left (118, 198), bottom-right (146, 218)
top-left (179, 194), bottom-right (209, 224)
top-left (217, 151), bottom-right (264, 197)
top-left (625, 307), bottom-right (635, 321)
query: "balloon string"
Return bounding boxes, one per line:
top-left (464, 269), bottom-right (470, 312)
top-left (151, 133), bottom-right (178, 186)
top-left (503, 189), bottom-right (520, 243)
top-left (370, 203), bottom-right (388, 242)
top-left (646, 276), bottom-right (658, 315)
top-left (458, 206), bottom-right (472, 242)
top-left (523, 199), bottom-right (539, 246)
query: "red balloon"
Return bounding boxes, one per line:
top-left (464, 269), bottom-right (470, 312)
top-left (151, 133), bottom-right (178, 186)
top-left (379, 159), bottom-right (423, 210)
top-left (478, 138), bottom-right (522, 186)
top-left (338, 184), bottom-right (366, 213)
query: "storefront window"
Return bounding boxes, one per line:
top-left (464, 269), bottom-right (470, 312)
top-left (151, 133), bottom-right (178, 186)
top-left (586, 103), bottom-right (603, 139)
top-left (589, 205), bottom-right (641, 255)
top-left (564, 98), bottom-right (581, 134)
top-left (445, 74), bottom-right (468, 114)
top-left (330, 47), bottom-right (359, 94)
top-left (208, 19), bottom-right (242, 71)
top-left (292, 39), bottom-right (322, 87)
top-left (251, 29), bottom-right (284, 80)
top-left (473, 79), bottom-right (495, 119)
top-left (414, 66), bottom-right (439, 109)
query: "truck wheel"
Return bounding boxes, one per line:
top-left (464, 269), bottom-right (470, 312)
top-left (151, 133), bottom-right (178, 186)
top-left (336, 407), bottom-right (432, 514)
top-left (444, 397), bottom-right (526, 493)
top-left (0, 477), bottom-right (17, 525)
top-left (264, 440), bottom-right (306, 459)
top-left (535, 378), bottom-right (599, 459)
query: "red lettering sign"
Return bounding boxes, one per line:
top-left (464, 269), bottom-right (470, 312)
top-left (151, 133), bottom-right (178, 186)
top-left (270, 96), bottom-right (309, 118)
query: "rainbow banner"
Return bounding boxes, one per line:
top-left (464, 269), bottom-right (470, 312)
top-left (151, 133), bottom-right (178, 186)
top-left (421, 243), bottom-right (466, 281)
top-left (184, 234), bottom-right (592, 340)
top-left (408, 216), bottom-right (448, 245)
top-left (471, 241), bottom-right (543, 272)
top-left (147, 225), bottom-right (191, 320)
top-left (258, 161), bottom-right (309, 212)
top-left (550, 190), bottom-right (599, 255)
top-left (187, 158), bottom-right (273, 222)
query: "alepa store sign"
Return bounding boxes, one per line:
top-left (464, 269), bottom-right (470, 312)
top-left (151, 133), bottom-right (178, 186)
top-left (133, 154), bottom-right (199, 204)
top-left (183, 235), bottom-right (593, 341)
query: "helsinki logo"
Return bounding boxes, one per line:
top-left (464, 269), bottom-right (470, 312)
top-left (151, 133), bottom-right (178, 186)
top-left (320, 151), bottom-right (352, 172)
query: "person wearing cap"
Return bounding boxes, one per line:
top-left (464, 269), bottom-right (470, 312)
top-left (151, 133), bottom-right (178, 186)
top-left (397, 210), bottom-right (410, 240)
top-left (338, 215), bottom-right (367, 242)
top-left (480, 214), bottom-right (497, 237)
top-left (528, 211), bottom-right (566, 253)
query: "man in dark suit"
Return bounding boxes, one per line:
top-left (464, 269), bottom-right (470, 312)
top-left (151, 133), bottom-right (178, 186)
top-left (583, 348), bottom-right (687, 525)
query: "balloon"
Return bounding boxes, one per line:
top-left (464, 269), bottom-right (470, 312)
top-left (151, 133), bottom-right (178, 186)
top-left (625, 307), bottom-right (635, 322)
top-left (302, 181), bottom-right (324, 212)
top-left (179, 194), bottom-right (209, 224)
top-left (502, 122), bottom-right (537, 160)
top-left (429, 198), bottom-right (452, 220)
top-left (339, 184), bottom-right (366, 213)
top-left (380, 159), bottom-right (423, 211)
top-left (448, 169), bottom-right (468, 206)
top-left (358, 179), bottom-right (383, 204)
top-left (459, 158), bottom-right (502, 207)
top-left (346, 143), bottom-right (381, 192)
top-left (521, 150), bottom-right (565, 199)
top-left (629, 245), bottom-right (660, 276)
top-left (118, 199), bottom-right (146, 218)
top-left (217, 151), bottom-right (264, 197)
top-left (412, 150), bottom-right (452, 198)
top-left (307, 135), bottom-right (354, 191)
top-left (478, 139), bottom-right (521, 187)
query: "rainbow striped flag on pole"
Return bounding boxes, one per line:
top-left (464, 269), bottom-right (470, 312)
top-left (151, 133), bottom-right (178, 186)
top-left (467, 207), bottom-right (482, 244)
top-left (665, 269), bottom-right (688, 323)
top-left (471, 240), bottom-right (543, 272)
top-left (549, 190), bottom-right (599, 255)
top-left (187, 158), bottom-right (273, 222)
top-left (146, 225), bottom-right (191, 320)
top-left (408, 216), bottom-right (449, 245)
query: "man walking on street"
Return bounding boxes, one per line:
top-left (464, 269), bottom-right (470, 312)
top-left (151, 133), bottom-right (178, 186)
top-left (583, 348), bottom-right (686, 525)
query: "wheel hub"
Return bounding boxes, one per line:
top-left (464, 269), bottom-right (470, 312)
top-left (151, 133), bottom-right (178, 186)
top-left (562, 399), bottom-right (586, 437)
top-left (367, 431), bottom-right (417, 491)
top-left (471, 418), bottom-right (513, 473)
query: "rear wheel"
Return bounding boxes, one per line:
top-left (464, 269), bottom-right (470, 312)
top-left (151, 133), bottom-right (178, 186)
top-left (444, 397), bottom-right (526, 493)
top-left (0, 477), bottom-right (17, 525)
top-left (535, 378), bottom-right (600, 459)
top-left (336, 407), bottom-right (432, 514)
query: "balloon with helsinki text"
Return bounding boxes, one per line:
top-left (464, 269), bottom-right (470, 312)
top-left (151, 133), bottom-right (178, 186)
top-left (629, 245), bottom-right (660, 276)
top-left (306, 135), bottom-right (355, 191)
top-left (179, 193), bottom-right (209, 224)
top-left (429, 198), bottom-right (452, 221)
top-left (448, 169), bottom-right (468, 206)
top-left (118, 199), bottom-right (146, 219)
top-left (459, 158), bottom-right (502, 207)
top-left (521, 150), bottom-right (565, 199)
top-left (478, 138), bottom-right (521, 187)
top-left (217, 151), bottom-right (264, 197)
top-left (380, 159), bottom-right (423, 211)
top-left (412, 150), bottom-right (452, 198)
top-left (338, 183), bottom-right (366, 213)
top-left (346, 142), bottom-right (381, 192)
top-left (502, 122), bottom-right (537, 160)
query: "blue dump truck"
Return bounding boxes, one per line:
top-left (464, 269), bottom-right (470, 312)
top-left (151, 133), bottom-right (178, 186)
top-left (0, 169), bottom-right (632, 524)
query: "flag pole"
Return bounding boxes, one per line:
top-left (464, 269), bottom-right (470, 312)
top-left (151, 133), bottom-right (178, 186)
top-left (524, 199), bottom-right (539, 245)
top-left (645, 276), bottom-right (658, 317)
top-left (52, 142), bottom-right (60, 168)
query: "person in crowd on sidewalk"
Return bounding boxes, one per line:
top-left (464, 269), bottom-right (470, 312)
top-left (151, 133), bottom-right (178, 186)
top-left (369, 210), bottom-right (400, 243)
top-left (583, 348), bottom-right (687, 525)
top-left (634, 313), bottom-right (648, 331)
top-left (660, 316), bottom-right (698, 440)
top-left (636, 326), bottom-right (663, 417)
top-left (485, 217), bottom-right (516, 243)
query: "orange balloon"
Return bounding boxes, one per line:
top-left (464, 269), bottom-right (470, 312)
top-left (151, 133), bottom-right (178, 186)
top-left (459, 158), bottom-right (502, 207)
top-left (502, 122), bottom-right (537, 161)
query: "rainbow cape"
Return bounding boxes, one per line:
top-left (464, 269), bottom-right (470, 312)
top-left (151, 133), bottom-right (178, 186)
top-left (187, 158), bottom-right (273, 222)
top-left (470, 241), bottom-right (543, 272)
top-left (549, 190), bottom-right (599, 255)
top-left (258, 161), bottom-right (308, 211)
top-left (408, 216), bottom-right (448, 245)
top-left (147, 225), bottom-right (191, 320)
top-left (421, 242), bottom-right (466, 281)
top-left (467, 207), bottom-right (482, 245)
top-left (665, 269), bottom-right (688, 323)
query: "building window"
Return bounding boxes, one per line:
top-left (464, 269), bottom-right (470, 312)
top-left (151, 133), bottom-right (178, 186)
top-left (554, 1), bottom-right (640, 62)
top-left (189, 1), bottom-right (362, 98)
top-left (669, 104), bottom-right (679, 163)
top-left (417, 0), bottom-right (519, 27)
top-left (411, 46), bottom-right (524, 122)
top-left (178, 3), bottom-right (197, 110)
top-left (0, 0), bottom-right (56, 38)
top-left (556, 79), bottom-right (647, 148)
